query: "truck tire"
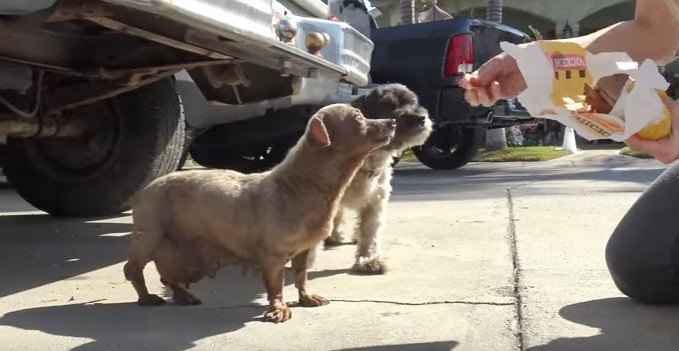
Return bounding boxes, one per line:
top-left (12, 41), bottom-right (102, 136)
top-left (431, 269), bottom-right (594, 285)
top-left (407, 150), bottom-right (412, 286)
top-left (1, 78), bottom-right (185, 217)
top-left (413, 126), bottom-right (484, 170)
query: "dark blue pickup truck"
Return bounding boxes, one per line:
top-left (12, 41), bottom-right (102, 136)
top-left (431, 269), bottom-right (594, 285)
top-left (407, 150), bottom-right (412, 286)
top-left (369, 17), bottom-right (532, 169)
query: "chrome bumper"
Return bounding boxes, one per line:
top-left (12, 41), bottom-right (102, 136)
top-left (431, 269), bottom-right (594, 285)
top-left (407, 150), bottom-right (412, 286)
top-left (102, 0), bottom-right (373, 86)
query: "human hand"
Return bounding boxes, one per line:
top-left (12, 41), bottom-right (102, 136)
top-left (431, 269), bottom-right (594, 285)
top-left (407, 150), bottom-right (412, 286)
top-left (459, 52), bottom-right (527, 107)
top-left (626, 98), bottom-right (679, 163)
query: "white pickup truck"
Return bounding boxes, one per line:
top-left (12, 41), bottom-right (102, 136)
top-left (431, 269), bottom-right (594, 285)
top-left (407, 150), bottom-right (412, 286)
top-left (180, 0), bottom-right (376, 173)
top-left (0, 0), bottom-right (373, 216)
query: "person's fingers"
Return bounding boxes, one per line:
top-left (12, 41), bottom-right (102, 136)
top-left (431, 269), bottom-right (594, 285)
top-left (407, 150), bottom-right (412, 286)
top-left (459, 74), bottom-right (473, 89)
top-left (489, 81), bottom-right (502, 102)
top-left (624, 97), bottom-right (679, 164)
top-left (626, 136), bottom-right (675, 163)
top-left (625, 136), bottom-right (651, 152)
top-left (461, 53), bottom-right (525, 105)
top-left (503, 71), bottom-right (527, 98)
top-left (472, 55), bottom-right (505, 87)
top-left (664, 98), bottom-right (679, 117)
top-left (465, 89), bottom-right (480, 106)
top-left (476, 87), bottom-right (493, 107)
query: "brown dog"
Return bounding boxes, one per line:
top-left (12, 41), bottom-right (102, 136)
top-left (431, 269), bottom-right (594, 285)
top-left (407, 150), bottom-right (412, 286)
top-left (123, 103), bottom-right (396, 323)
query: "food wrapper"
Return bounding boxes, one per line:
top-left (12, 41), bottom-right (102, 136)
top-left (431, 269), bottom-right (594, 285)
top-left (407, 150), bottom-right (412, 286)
top-left (500, 41), bottom-right (672, 141)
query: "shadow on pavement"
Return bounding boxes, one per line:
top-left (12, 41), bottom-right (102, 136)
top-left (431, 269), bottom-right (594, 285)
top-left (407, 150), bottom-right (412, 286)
top-left (391, 166), bottom-right (665, 202)
top-left (181, 266), bottom-right (350, 308)
top-left (0, 226), bottom-right (349, 351)
top-left (334, 340), bottom-right (458, 351)
top-left (0, 209), bottom-right (349, 300)
top-left (527, 297), bottom-right (679, 351)
top-left (0, 213), bottom-right (131, 298)
top-left (0, 301), bottom-right (256, 351)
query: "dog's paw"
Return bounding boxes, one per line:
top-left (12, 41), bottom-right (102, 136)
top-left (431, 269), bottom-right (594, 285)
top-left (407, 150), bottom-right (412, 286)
top-left (137, 294), bottom-right (166, 306)
top-left (264, 305), bottom-right (292, 323)
top-left (324, 234), bottom-right (344, 246)
top-left (173, 292), bottom-right (202, 306)
top-left (299, 294), bottom-right (329, 307)
top-left (325, 235), bottom-right (358, 247)
top-left (351, 256), bottom-right (389, 275)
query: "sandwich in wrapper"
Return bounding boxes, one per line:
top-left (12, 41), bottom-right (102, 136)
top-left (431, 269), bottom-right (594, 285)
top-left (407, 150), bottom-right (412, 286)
top-left (497, 40), bottom-right (672, 141)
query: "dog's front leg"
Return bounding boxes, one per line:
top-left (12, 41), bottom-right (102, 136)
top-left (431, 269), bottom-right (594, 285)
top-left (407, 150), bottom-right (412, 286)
top-left (292, 249), bottom-right (329, 307)
top-left (261, 261), bottom-right (291, 323)
top-left (352, 198), bottom-right (389, 274)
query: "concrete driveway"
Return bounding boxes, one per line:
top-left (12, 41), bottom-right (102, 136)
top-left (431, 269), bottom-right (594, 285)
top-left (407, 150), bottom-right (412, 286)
top-left (0, 150), bottom-right (677, 351)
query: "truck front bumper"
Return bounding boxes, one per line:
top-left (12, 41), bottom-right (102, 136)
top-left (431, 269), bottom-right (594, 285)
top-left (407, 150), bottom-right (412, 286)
top-left (102, 0), bottom-right (373, 86)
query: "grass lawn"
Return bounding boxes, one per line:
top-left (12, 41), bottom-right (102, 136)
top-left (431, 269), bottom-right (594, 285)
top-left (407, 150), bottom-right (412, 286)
top-left (473, 146), bottom-right (571, 162)
top-left (399, 146), bottom-right (571, 163)
top-left (619, 146), bottom-right (653, 159)
top-left (578, 141), bottom-right (625, 150)
top-left (400, 149), bottom-right (418, 162)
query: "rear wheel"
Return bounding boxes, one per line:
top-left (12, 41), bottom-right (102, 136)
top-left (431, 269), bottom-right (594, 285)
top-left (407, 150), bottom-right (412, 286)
top-left (413, 125), bottom-right (484, 170)
top-left (1, 78), bottom-right (186, 217)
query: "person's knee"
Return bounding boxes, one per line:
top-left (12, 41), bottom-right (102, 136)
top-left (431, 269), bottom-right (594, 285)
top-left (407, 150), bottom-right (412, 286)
top-left (605, 234), bottom-right (679, 304)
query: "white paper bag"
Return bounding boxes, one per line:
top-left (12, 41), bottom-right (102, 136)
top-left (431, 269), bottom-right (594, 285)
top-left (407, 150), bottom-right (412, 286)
top-left (499, 41), bottom-right (671, 141)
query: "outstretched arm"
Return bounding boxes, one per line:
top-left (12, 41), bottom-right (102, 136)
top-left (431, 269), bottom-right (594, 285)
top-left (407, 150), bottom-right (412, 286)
top-left (564, 0), bottom-right (679, 65)
top-left (461, 0), bottom-right (679, 106)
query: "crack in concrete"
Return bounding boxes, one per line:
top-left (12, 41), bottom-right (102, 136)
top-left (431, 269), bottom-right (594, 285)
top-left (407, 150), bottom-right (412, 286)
top-left (216, 299), bottom-right (514, 310)
top-left (329, 299), bottom-right (514, 306)
top-left (507, 189), bottom-right (525, 351)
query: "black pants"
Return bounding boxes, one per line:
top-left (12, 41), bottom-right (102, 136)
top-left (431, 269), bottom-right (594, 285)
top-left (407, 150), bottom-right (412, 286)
top-left (606, 161), bottom-right (679, 303)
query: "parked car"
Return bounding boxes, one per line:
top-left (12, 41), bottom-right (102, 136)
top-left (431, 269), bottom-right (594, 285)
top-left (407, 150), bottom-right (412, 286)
top-left (370, 17), bottom-right (533, 169)
top-left (0, 0), bottom-right (373, 216)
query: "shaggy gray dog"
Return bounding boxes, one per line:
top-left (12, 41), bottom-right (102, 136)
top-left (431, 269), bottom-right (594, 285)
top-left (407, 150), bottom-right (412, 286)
top-left (324, 83), bottom-right (433, 274)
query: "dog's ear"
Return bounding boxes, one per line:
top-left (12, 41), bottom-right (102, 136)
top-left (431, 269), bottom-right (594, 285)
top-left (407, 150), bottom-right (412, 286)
top-left (308, 114), bottom-right (331, 147)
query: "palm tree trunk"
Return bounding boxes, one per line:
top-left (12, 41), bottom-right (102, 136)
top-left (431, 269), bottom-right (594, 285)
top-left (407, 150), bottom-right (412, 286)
top-left (486, 0), bottom-right (503, 23)
top-left (400, 0), bottom-right (415, 25)
top-left (484, 0), bottom-right (507, 150)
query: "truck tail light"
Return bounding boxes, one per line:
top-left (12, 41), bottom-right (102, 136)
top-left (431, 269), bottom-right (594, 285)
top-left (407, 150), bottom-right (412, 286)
top-left (444, 33), bottom-right (474, 76)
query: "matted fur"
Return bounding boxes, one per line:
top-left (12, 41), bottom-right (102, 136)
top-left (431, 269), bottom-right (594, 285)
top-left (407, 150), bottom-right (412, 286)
top-left (324, 84), bottom-right (433, 274)
top-left (123, 103), bottom-right (396, 323)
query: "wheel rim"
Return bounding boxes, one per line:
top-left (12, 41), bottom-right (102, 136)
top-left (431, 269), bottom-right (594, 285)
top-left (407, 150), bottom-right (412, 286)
top-left (419, 126), bottom-right (462, 158)
top-left (23, 100), bottom-right (124, 182)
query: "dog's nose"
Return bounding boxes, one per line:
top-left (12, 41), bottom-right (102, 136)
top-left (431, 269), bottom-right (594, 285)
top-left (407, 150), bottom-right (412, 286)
top-left (416, 116), bottom-right (426, 125)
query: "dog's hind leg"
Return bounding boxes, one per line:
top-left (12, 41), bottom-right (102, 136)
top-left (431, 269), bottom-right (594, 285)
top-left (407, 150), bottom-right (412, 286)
top-left (124, 260), bottom-right (166, 306)
top-left (160, 279), bottom-right (202, 305)
top-left (292, 249), bottom-right (329, 307)
top-left (352, 198), bottom-right (389, 274)
top-left (125, 227), bottom-right (166, 306)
